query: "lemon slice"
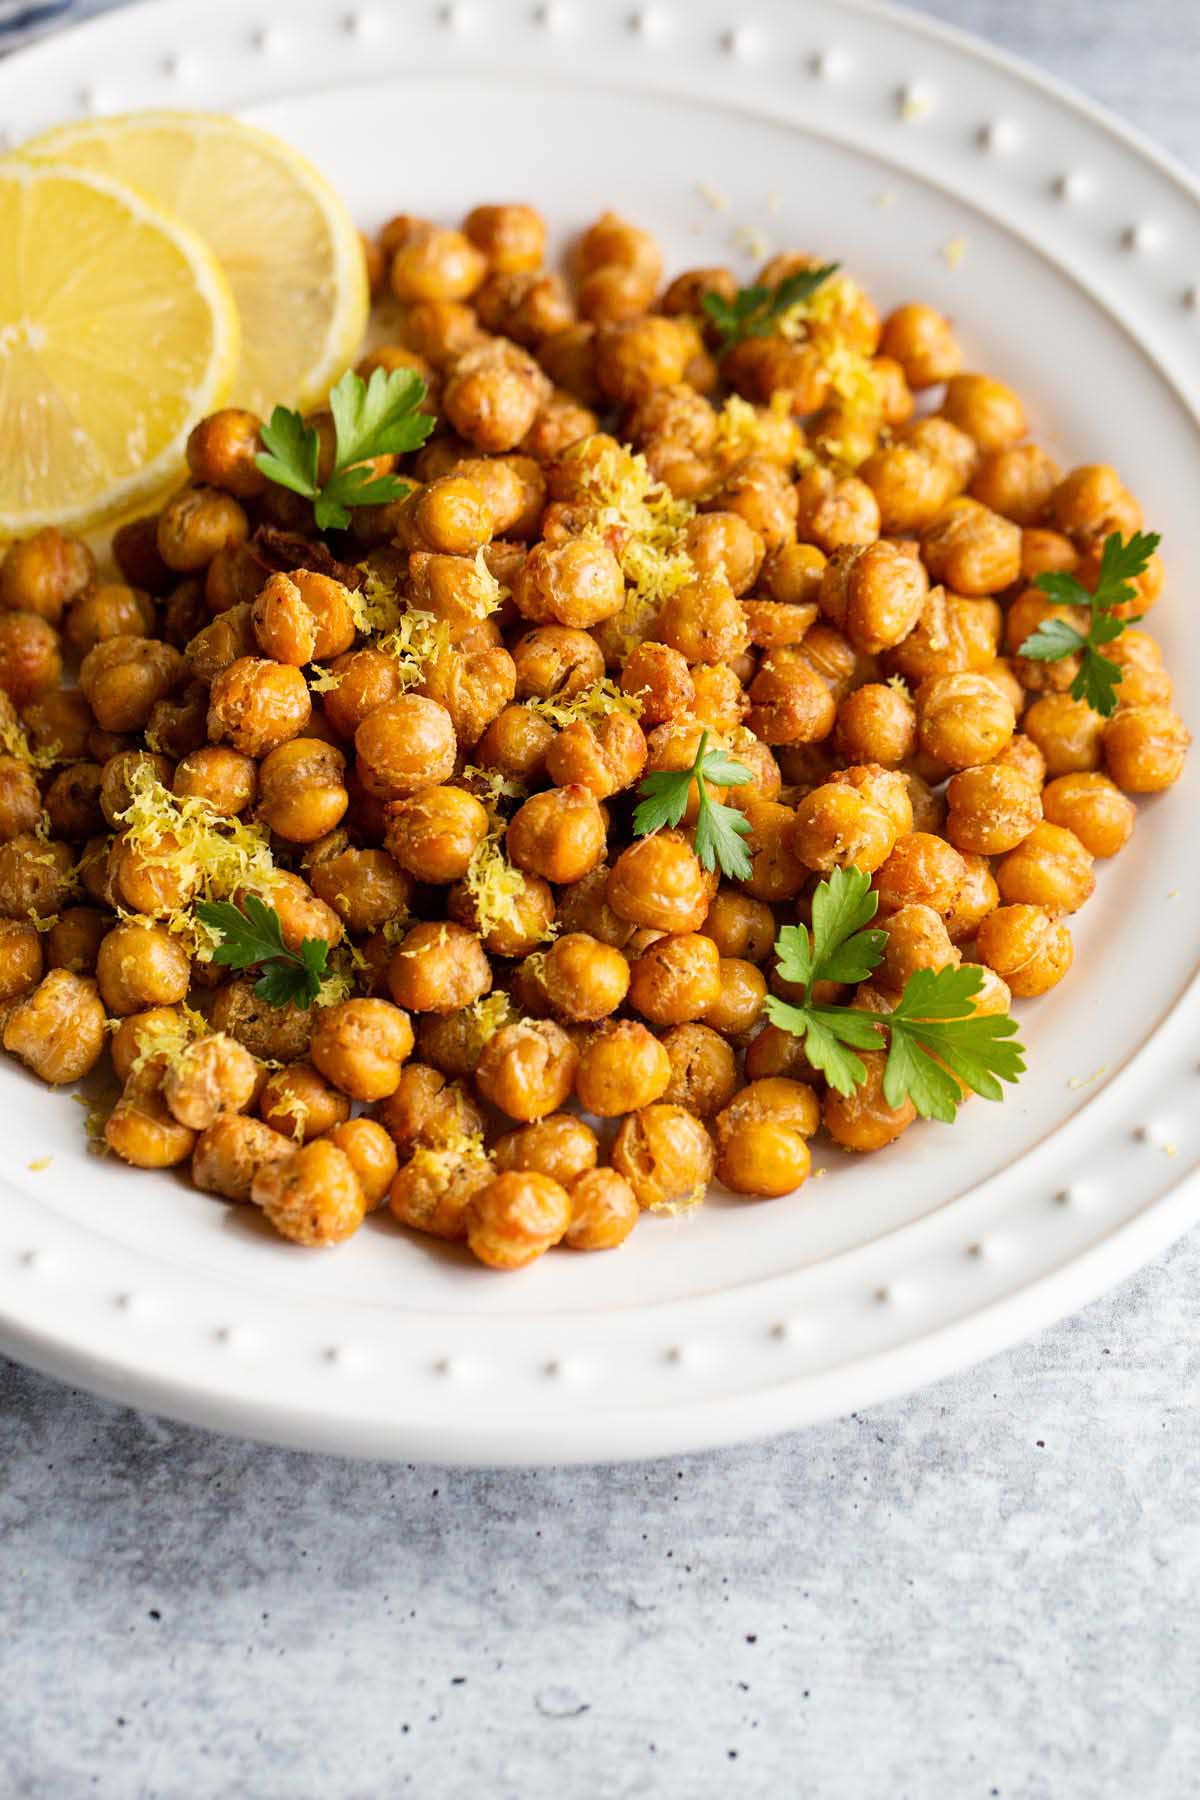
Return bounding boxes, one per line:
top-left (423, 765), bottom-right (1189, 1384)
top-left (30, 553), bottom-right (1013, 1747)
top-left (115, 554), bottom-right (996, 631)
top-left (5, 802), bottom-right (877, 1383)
top-left (25, 111), bottom-right (370, 417)
top-left (0, 160), bottom-right (239, 536)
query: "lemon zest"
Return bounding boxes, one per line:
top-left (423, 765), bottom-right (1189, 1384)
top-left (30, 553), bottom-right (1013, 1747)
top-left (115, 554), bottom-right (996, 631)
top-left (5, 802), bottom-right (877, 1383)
top-left (460, 990), bottom-right (516, 1048)
top-left (470, 546), bottom-right (507, 617)
top-left (525, 677), bottom-right (643, 730)
top-left (375, 607), bottom-right (451, 687)
top-left (349, 565), bottom-right (406, 635)
top-left (405, 1127), bottom-right (491, 1188)
top-left (578, 441), bottom-right (696, 613)
top-left (308, 662), bottom-right (342, 694)
top-left (72, 1092), bottom-right (112, 1156)
top-left (129, 1001), bottom-right (208, 1078)
top-left (0, 715), bottom-right (57, 772)
top-left (462, 834), bottom-right (530, 942)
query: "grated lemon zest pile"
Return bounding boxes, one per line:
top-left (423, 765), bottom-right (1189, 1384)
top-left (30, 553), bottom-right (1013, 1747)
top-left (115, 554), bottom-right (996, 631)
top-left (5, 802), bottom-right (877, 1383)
top-left (460, 990), bottom-right (516, 1048)
top-left (375, 607), bottom-right (451, 687)
top-left (349, 566), bottom-right (406, 635)
top-left (313, 945), bottom-right (358, 1007)
top-left (381, 915), bottom-right (411, 947)
top-left (526, 677), bottom-right (642, 730)
top-left (712, 392), bottom-right (796, 465)
top-left (115, 762), bottom-right (280, 958)
top-left (0, 715), bottom-right (57, 772)
top-left (308, 662), bottom-right (342, 693)
top-left (129, 1001), bottom-right (208, 1078)
top-left (578, 442), bottom-right (696, 614)
top-left (886, 673), bottom-right (913, 701)
top-left (270, 1084), bottom-right (309, 1142)
top-left (470, 546), bottom-right (507, 617)
top-left (405, 1126), bottom-right (491, 1186)
top-left (460, 764), bottom-right (528, 821)
top-left (821, 340), bottom-right (881, 418)
top-left (462, 833), bottom-right (532, 942)
top-left (777, 271), bottom-right (867, 340)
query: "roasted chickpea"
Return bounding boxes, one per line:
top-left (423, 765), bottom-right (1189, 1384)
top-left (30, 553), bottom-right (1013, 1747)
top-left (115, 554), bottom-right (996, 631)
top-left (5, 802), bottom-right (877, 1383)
top-left (380, 785), bottom-right (486, 885)
top-left (0, 610), bottom-right (60, 706)
top-left (323, 1118), bottom-right (398, 1212)
top-left (259, 1061), bottom-right (352, 1143)
top-left (210, 979), bottom-right (314, 1063)
top-left (859, 444), bottom-right (959, 535)
top-left (464, 202), bottom-right (547, 274)
top-left (532, 932), bottom-right (629, 1023)
top-left (1103, 705), bottom-right (1191, 793)
top-left (386, 921), bottom-right (491, 1015)
top-left (571, 1018), bottom-right (668, 1117)
top-left (307, 846), bottom-right (411, 938)
top-left (822, 1050), bottom-right (916, 1153)
top-left (713, 1078), bottom-right (819, 1197)
top-left (190, 1115), bottom-right (294, 1202)
top-left (701, 891), bottom-right (774, 964)
top-left (655, 574), bottom-right (749, 666)
top-left (944, 763), bottom-right (1043, 855)
top-left (104, 1068), bottom-right (197, 1169)
top-left (594, 315), bottom-right (696, 405)
top-left (185, 600), bottom-right (256, 688)
top-left (887, 590), bottom-right (1000, 686)
top-left (879, 303), bottom-right (961, 388)
top-left (0, 834), bottom-right (76, 920)
top-left (706, 456), bottom-right (799, 552)
top-left (683, 513), bottom-right (765, 596)
top-left (511, 625), bottom-right (603, 703)
top-left (45, 907), bottom-right (106, 977)
top-left (109, 514), bottom-right (171, 596)
top-left (939, 374), bottom-right (1026, 452)
top-left (0, 917), bottom-right (43, 1000)
top-left (497, 784), bottom-right (599, 885)
top-left (512, 538), bottom-right (625, 631)
top-left (703, 957), bottom-right (767, 1041)
top-left (493, 1113), bottom-right (598, 1190)
top-left (736, 800), bottom-right (808, 903)
top-left (173, 745), bottom-right (257, 817)
top-left (1022, 693), bottom-right (1105, 776)
top-left (792, 781), bottom-right (898, 874)
top-left (474, 1018), bottom-right (577, 1122)
top-left (873, 831), bottom-right (966, 919)
top-left (473, 703), bottom-right (556, 786)
top-left (627, 932), bottom-right (721, 1027)
top-left (96, 920), bottom-right (190, 1015)
top-left (449, 864), bottom-right (557, 955)
top-left (388, 1137), bottom-right (493, 1240)
top-left (819, 541), bottom-right (928, 656)
top-left (156, 485), bottom-right (248, 573)
top-left (77, 635), bottom-right (183, 735)
top-left (443, 339), bottom-right (551, 453)
top-left (389, 225), bottom-right (487, 304)
top-left (251, 1140), bottom-right (366, 1246)
top-left (564, 1168), bottom-right (639, 1252)
top-left (607, 833), bottom-right (712, 933)
top-left (917, 671), bottom-right (1015, 769)
top-left (3, 968), bottom-right (105, 1084)
top-left (1041, 772), bottom-right (1135, 859)
top-left (876, 904), bottom-right (960, 992)
top-left (252, 570), bottom-right (356, 666)
top-left (834, 682), bottom-right (916, 767)
top-left (20, 688), bottom-right (91, 766)
top-left (945, 853), bottom-right (1000, 944)
top-left (374, 1061), bottom-right (486, 1155)
top-left (309, 998), bottom-right (414, 1102)
top-left (1047, 465), bottom-right (1137, 544)
top-left (0, 754), bottom-right (42, 843)
top-left (747, 649), bottom-right (837, 746)
top-left (611, 1103), bottom-right (715, 1212)
top-left (976, 904), bottom-right (1072, 997)
top-left (0, 527), bottom-right (94, 623)
top-left (161, 1032), bottom-right (258, 1132)
top-left (654, 1022), bottom-right (736, 1119)
top-left (996, 821), bottom-right (1095, 915)
top-left (255, 738), bottom-right (349, 843)
top-left (793, 465), bottom-right (881, 553)
top-left (921, 498), bottom-right (1021, 595)
top-left (186, 409), bottom-right (266, 499)
top-left (355, 693), bottom-right (457, 800)
top-left (966, 444), bottom-right (1058, 526)
top-left (463, 1170), bottom-right (570, 1269)
top-left (207, 656), bottom-right (311, 757)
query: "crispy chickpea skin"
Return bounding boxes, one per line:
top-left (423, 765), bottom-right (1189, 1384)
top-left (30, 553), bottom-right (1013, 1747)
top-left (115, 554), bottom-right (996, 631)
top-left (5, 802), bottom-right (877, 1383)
top-left (921, 499), bottom-right (1021, 595)
top-left (464, 1170), bottom-right (571, 1270)
top-left (535, 932), bottom-right (630, 1021)
top-left (1, 527), bottom-right (94, 622)
top-left (105, 1069), bottom-right (197, 1169)
top-left (387, 921), bottom-right (492, 1014)
top-left (976, 905), bottom-right (1072, 997)
top-left (0, 918), bottom-right (43, 1000)
top-left (192, 1115), bottom-right (294, 1202)
top-left (355, 694), bottom-right (457, 800)
top-left (259, 1061), bottom-right (352, 1143)
top-left (945, 763), bottom-right (1043, 856)
top-left (607, 834), bottom-right (712, 932)
top-left (1041, 772), bottom-right (1135, 859)
top-left (513, 539), bottom-right (625, 630)
top-left (97, 920), bottom-right (191, 1015)
top-left (163, 1033), bottom-right (258, 1131)
top-left (564, 1168), bottom-right (640, 1251)
top-left (659, 1022), bottom-right (739, 1118)
top-left (252, 570), bottom-right (356, 665)
top-left (475, 1018), bottom-right (577, 1122)
top-left (252, 1140), bottom-right (367, 1247)
top-left (493, 1113), bottom-right (598, 1188)
top-left (256, 738), bottom-right (348, 843)
top-left (325, 1119), bottom-right (399, 1211)
top-left (3, 969), bottom-right (106, 1084)
top-left (574, 1018), bottom-right (672, 1116)
top-left (157, 485), bottom-right (248, 573)
top-left (506, 783), bottom-right (606, 884)
top-left (629, 932), bottom-right (721, 1026)
top-left (714, 1078), bottom-right (819, 1197)
top-left (995, 822), bottom-right (1095, 914)
top-left (822, 1050), bottom-right (916, 1153)
top-left (1103, 705), bottom-right (1191, 793)
top-left (834, 682), bottom-right (916, 767)
top-left (611, 1103), bottom-right (715, 1212)
top-left (309, 998), bottom-right (414, 1102)
top-left (207, 656), bottom-right (312, 757)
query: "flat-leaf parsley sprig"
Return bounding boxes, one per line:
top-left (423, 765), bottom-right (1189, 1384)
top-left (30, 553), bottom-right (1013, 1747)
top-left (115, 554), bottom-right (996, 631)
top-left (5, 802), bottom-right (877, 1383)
top-left (764, 867), bottom-right (1026, 1123)
top-left (632, 729), bottom-right (754, 881)
top-left (255, 366), bottom-right (435, 531)
top-left (1018, 528), bottom-right (1160, 717)
top-left (195, 895), bottom-right (330, 1008)
top-left (702, 262), bottom-right (840, 350)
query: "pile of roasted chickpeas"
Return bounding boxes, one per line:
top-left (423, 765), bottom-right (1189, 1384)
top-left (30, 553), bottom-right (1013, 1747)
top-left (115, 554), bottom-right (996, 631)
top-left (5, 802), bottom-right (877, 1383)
top-left (0, 199), bottom-right (1189, 1271)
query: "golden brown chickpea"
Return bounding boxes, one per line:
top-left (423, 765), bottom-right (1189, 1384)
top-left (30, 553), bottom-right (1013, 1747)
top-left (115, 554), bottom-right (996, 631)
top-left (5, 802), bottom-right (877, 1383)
top-left (945, 853), bottom-right (1000, 944)
top-left (309, 846), bottom-right (412, 937)
top-left (206, 656), bottom-right (312, 757)
top-left (607, 833), bottom-right (712, 932)
top-left (859, 444), bottom-right (959, 535)
top-left (554, 864), bottom-right (635, 949)
top-left (448, 865), bottom-right (557, 956)
top-left (493, 1113), bottom-right (598, 1189)
top-left (405, 473), bottom-right (493, 556)
top-left (834, 682), bottom-right (916, 767)
top-left (876, 903), bottom-right (960, 992)
top-left (564, 1167), bottom-right (639, 1252)
top-left (521, 390), bottom-right (599, 463)
top-left (506, 784), bottom-right (606, 885)
top-left (976, 904), bottom-right (1072, 997)
top-left (1045, 464), bottom-right (1136, 544)
top-left (627, 932), bottom-right (721, 1027)
top-left (354, 693), bottom-right (456, 800)
top-left (656, 1022), bottom-right (736, 1119)
top-left (464, 202), bottom-right (547, 273)
top-left (203, 541), bottom-right (264, 617)
top-left (19, 689), bottom-right (90, 767)
top-left (189, 1115), bottom-right (292, 1201)
top-left (253, 737), bottom-right (348, 844)
top-left (387, 1136), bottom-right (492, 1240)
top-left (390, 225), bottom-right (487, 303)
top-left (96, 920), bottom-right (190, 1016)
top-left (741, 601), bottom-right (817, 653)
top-left (0, 754), bottom-right (42, 843)
top-left (145, 682), bottom-right (208, 760)
top-left (830, 763), bottom-right (914, 838)
top-left (714, 1077), bottom-right (820, 1196)
top-left (656, 575), bottom-right (750, 667)
top-left (701, 890), bottom-right (775, 963)
top-left (940, 374), bottom-right (1026, 453)
top-left (104, 1067), bottom-right (197, 1169)
top-left (512, 625), bottom-right (604, 702)
top-left (0, 611), bottom-right (61, 707)
top-left (418, 642), bottom-right (516, 751)
top-left (107, 1007), bottom-right (178, 1083)
top-left (792, 782), bottom-right (898, 874)
top-left (917, 671), bottom-right (1015, 769)
top-left (873, 831), bottom-right (966, 919)
top-left (544, 712), bottom-right (647, 800)
top-left (692, 663), bottom-right (751, 734)
top-left (386, 921), bottom-right (492, 1015)
top-left (618, 641), bottom-right (694, 725)
top-left (162, 1032), bottom-right (258, 1132)
top-left (77, 635), bottom-right (184, 735)
top-left (819, 540), bottom-right (928, 656)
top-left (45, 907), bottom-right (106, 976)
top-left (156, 485), bottom-right (248, 573)
top-left (969, 444), bottom-right (1060, 525)
top-left (258, 1061), bottom-right (351, 1143)
top-left (735, 800), bottom-right (807, 903)
top-left (3, 968), bottom-right (105, 1084)
top-left (0, 917), bottom-right (42, 999)
top-left (706, 456), bottom-right (799, 552)
top-left (534, 932), bottom-right (630, 1022)
top-left (595, 315), bottom-right (698, 406)
top-left (186, 409), bottom-right (266, 499)
top-left (886, 590), bottom-right (1000, 686)
top-left (512, 538), bottom-right (625, 630)
top-left (110, 514), bottom-right (172, 596)
top-left (463, 1169), bottom-right (569, 1269)
top-left (252, 1139), bottom-right (367, 1246)
top-left (703, 957), bottom-right (767, 1041)
top-left (570, 1018), bottom-right (667, 1117)
top-left (374, 1060), bottom-right (485, 1155)
top-left (0, 834), bottom-right (76, 920)
top-left (578, 263), bottom-right (659, 326)
top-left (1103, 705), bottom-right (1191, 793)
top-left (323, 1118), bottom-right (397, 1212)
top-left (1021, 693), bottom-right (1105, 776)
top-left (879, 303), bottom-right (962, 388)
top-left (995, 821), bottom-right (1095, 913)
top-left (897, 417), bottom-right (980, 492)
top-left (474, 1017), bottom-right (577, 1122)
top-left (0, 526), bottom-right (93, 623)
top-left (184, 600), bottom-right (256, 688)
top-left (307, 998), bottom-right (413, 1103)
top-left (793, 465), bottom-right (881, 554)
top-left (944, 763), bottom-right (1042, 856)
top-left (611, 1102), bottom-right (715, 1212)
top-left (822, 1050), bottom-right (917, 1153)
top-left (252, 570), bottom-right (356, 666)
top-left (921, 498), bottom-right (1021, 595)
top-left (173, 745), bottom-right (257, 817)
top-left (1041, 772), bottom-right (1135, 859)
top-left (576, 211), bottom-right (663, 287)
top-left (381, 784), bottom-right (487, 885)
top-left (443, 339), bottom-right (551, 453)
top-left (759, 546), bottom-right (824, 612)
top-left (207, 980), bottom-right (313, 1064)
top-left (747, 649), bottom-right (837, 746)
top-left (471, 704), bottom-right (553, 786)
top-left (677, 515), bottom-right (763, 600)
top-left (1104, 632), bottom-right (1172, 710)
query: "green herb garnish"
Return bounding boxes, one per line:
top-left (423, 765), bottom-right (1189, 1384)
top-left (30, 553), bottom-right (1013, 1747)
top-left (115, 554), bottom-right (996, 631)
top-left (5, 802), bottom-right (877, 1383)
top-left (632, 728), bottom-right (754, 881)
top-left (763, 867), bottom-right (1026, 1122)
top-left (1018, 529), bottom-right (1160, 717)
top-left (195, 895), bottom-right (330, 1008)
top-left (255, 366), bottom-right (434, 531)
top-left (701, 262), bottom-right (840, 350)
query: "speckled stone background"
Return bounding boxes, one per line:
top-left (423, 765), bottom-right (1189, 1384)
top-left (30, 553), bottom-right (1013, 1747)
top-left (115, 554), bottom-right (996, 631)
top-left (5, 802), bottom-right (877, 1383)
top-left (2, 3), bottom-right (1199, 1796)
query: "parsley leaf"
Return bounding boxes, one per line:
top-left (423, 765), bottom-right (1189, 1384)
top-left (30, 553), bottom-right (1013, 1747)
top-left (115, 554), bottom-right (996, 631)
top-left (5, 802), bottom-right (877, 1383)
top-left (255, 367), bottom-right (434, 531)
top-left (762, 868), bottom-right (1026, 1120)
top-left (194, 895), bottom-right (330, 1008)
top-left (632, 728), bottom-right (754, 881)
top-left (1018, 529), bottom-right (1160, 717)
top-left (701, 262), bottom-right (840, 349)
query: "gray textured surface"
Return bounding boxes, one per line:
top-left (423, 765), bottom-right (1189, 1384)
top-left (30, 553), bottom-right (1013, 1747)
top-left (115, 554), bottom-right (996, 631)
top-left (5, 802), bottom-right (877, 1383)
top-left (3, 4), bottom-right (1200, 1797)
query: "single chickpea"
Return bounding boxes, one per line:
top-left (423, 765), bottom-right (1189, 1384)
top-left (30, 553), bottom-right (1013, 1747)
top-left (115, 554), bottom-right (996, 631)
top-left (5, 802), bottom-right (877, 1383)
top-left (203, 542), bottom-right (264, 617)
top-left (747, 650), bottom-right (837, 745)
top-left (406, 474), bottom-right (494, 556)
top-left (77, 635), bottom-right (184, 734)
top-left (389, 1139), bottom-right (494, 1241)
top-left (691, 664), bottom-right (751, 735)
top-left (443, 340), bottom-right (551, 453)
top-left (0, 527), bottom-right (94, 623)
top-left (819, 541), bottom-right (928, 656)
top-left (184, 601), bottom-right (256, 688)
top-left (793, 466), bottom-right (881, 554)
top-left (830, 765), bottom-right (914, 839)
top-left (96, 920), bottom-right (190, 1016)
top-left (145, 683), bottom-right (208, 760)
top-left (190, 1115), bottom-right (293, 1202)
top-left (969, 444), bottom-right (1060, 525)
top-left (681, 513), bottom-right (764, 598)
top-left (1022, 693), bottom-right (1105, 776)
top-left (618, 641), bottom-right (694, 725)
top-left (111, 515), bottom-right (172, 595)
top-left (186, 409), bottom-right (266, 498)
top-left (607, 834), bottom-right (713, 932)
top-left (173, 745), bottom-right (257, 817)
top-left (382, 785), bottom-right (488, 884)
top-left (823, 1050), bottom-right (917, 1153)
top-left (1105, 632), bottom-right (1172, 710)
top-left (995, 821), bottom-right (1095, 913)
top-left (873, 832), bottom-right (966, 919)
top-left (939, 374), bottom-right (1026, 452)
top-left (657, 1022), bottom-right (738, 1119)
top-left (0, 611), bottom-right (61, 706)
top-left (354, 693), bottom-right (457, 800)
top-left (920, 498), bottom-right (1021, 595)
top-left (390, 225), bottom-right (487, 303)
top-left (472, 703), bottom-right (555, 785)
top-left (945, 854), bottom-right (1000, 944)
top-left (1103, 705), bottom-right (1191, 793)
top-left (512, 539), bottom-right (625, 630)
top-left (105, 1068), bottom-right (197, 1169)
top-left (156, 485), bottom-right (248, 573)
top-left (207, 657), bottom-right (312, 757)
top-left (162, 1033), bottom-right (258, 1132)
top-left (703, 957), bottom-right (767, 1042)
top-left (253, 737), bottom-right (348, 844)
top-left (744, 1022), bottom-right (822, 1086)
top-left (555, 865), bottom-right (636, 949)
top-left (792, 782), bottom-right (898, 874)
top-left (534, 932), bottom-right (630, 1022)
top-left (474, 1018), bottom-right (577, 1123)
top-left (506, 784), bottom-right (606, 884)
top-left (944, 763), bottom-right (1043, 856)
top-left (917, 671), bottom-right (1015, 769)
top-left (886, 590), bottom-right (1000, 686)
top-left (397, 298), bottom-right (487, 370)
top-left (513, 625), bottom-right (604, 702)
top-left (309, 998), bottom-right (414, 1103)
top-left (898, 416), bottom-right (980, 490)
top-left (628, 933), bottom-right (722, 1027)
top-left (252, 570), bottom-right (356, 666)
top-left (564, 1168), bottom-right (639, 1252)
top-left (545, 713), bottom-right (647, 800)
top-left (419, 642), bottom-right (516, 751)
top-left (258, 1061), bottom-right (351, 1143)
top-left (656, 575), bottom-right (750, 666)
top-left (0, 834), bottom-right (76, 920)
top-left (876, 904), bottom-right (960, 992)
top-left (1047, 465), bottom-right (1138, 544)
top-left (42, 763), bottom-right (103, 843)
top-left (325, 1118), bottom-right (398, 1212)
top-left (0, 918), bottom-right (43, 1000)
top-left (859, 444), bottom-right (959, 535)
top-left (464, 202), bottom-right (547, 277)
top-left (45, 907), bottom-right (106, 976)
top-left (21, 687), bottom-right (93, 764)
top-left (386, 921), bottom-right (492, 1015)
top-left (593, 316), bottom-right (697, 406)
top-left (702, 891), bottom-right (775, 963)
top-left (0, 755), bottom-right (43, 843)
top-left (737, 800), bottom-right (809, 903)
top-left (493, 1113), bottom-right (598, 1190)
top-left (834, 682), bottom-right (916, 767)
top-left (449, 867), bottom-right (557, 956)
top-left (1041, 772), bottom-right (1135, 859)
top-left (3, 968), bottom-right (106, 1084)
top-left (374, 1060), bottom-right (486, 1156)
top-left (879, 303), bottom-right (961, 388)
top-left (706, 456), bottom-right (799, 552)
top-left (464, 1170), bottom-right (570, 1270)
top-left (309, 847), bottom-right (411, 937)
top-left (252, 1140), bottom-right (366, 1247)
top-left (209, 979), bottom-right (313, 1064)
top-left (976, 905), bottom-right (1072, 997)
top-left (576, 211), bottom-right (663, 287)
top-left (611, 1102), bottom-right (715, 1212)
top-left (572, 1019), bottom-right (670, 1117)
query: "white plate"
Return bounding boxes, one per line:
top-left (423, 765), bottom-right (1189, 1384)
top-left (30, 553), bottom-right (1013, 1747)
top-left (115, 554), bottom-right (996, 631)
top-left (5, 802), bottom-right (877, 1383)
top-left (0, 0), bottom-right (1197, 1465)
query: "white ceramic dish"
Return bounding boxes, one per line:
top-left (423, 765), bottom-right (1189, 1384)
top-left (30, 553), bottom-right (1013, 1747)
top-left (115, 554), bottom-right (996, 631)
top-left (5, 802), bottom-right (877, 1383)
top-left (0, 0), bottom-right (1196, 1465)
